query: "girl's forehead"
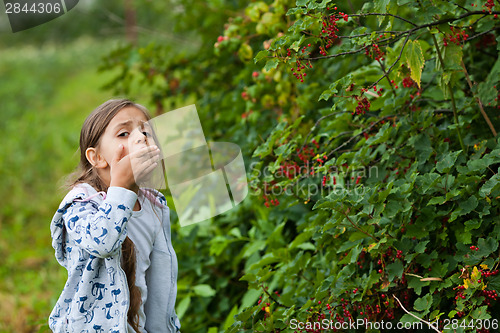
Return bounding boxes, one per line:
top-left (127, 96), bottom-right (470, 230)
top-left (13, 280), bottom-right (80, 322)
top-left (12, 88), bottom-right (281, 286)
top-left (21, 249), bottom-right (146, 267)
top-left (110, 107), bottom-right (149, 124)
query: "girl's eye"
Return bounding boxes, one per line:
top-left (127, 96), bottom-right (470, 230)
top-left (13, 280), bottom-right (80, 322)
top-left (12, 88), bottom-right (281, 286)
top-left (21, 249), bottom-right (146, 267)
top-left (142, 131), bottom-right (152, 137)
top-left (118, 132), bottom-right (129, 137)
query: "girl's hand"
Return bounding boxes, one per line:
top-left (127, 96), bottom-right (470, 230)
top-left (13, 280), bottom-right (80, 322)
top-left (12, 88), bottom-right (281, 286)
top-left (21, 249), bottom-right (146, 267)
top-left (109, 144), bottom-right (161, 191)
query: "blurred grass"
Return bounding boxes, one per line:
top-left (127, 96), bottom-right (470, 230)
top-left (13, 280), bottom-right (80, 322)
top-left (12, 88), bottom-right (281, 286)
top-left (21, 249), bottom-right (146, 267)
top-left (0, 36), bottom-right (127, 332)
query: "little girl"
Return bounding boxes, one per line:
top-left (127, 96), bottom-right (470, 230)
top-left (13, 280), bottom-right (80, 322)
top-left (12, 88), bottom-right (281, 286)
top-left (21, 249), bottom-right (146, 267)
top-left (49, 99), bottom-right (181, 332)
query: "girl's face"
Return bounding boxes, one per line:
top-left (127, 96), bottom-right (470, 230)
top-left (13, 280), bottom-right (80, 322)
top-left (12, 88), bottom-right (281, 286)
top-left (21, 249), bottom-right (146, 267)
top-left (87, 106), bottom-right (155, 186)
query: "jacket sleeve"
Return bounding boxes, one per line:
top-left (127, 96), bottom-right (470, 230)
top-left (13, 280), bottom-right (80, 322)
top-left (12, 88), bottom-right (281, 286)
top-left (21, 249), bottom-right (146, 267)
top-left (61, 186), bottom-right (138, 258)
top-left (144, 191), bottom-right (180, 332)
top-left (172, 309), bottom-right (181, 332)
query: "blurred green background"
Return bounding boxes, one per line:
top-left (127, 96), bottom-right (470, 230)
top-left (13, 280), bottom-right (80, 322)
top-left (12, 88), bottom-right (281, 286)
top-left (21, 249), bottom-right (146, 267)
top-left (0, 1), bottom-right (204, 331)
top-left (4, 0), bottom-right (499, 332)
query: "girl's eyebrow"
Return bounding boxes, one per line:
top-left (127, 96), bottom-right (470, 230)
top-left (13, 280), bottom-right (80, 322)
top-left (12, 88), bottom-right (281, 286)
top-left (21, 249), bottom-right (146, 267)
top-left (140, 121), bottom-right (152, 129)
top-left (113, 120), bottom-right (133, 132)
top-left (113, 120), bottom-right (151, 133)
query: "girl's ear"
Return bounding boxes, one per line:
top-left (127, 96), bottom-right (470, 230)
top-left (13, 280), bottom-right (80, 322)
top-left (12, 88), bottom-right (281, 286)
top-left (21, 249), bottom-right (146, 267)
top-left (85, 147), bottom-right (108, 169)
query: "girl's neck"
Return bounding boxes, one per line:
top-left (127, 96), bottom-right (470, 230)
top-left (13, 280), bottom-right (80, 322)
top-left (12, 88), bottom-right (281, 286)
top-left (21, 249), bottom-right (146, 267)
top-left (133, 200), bottom-right (141, 211)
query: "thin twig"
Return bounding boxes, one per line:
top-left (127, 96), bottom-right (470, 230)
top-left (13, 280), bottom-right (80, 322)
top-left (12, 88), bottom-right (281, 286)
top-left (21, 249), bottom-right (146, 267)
top-left (430, 32), bottom-right (466, 152)
top-left (306, 11), bottom-right (499, 61)
top-left (350, 12), bottom-right (418, 27)
top-left (297, 111), bottom-right (350, 154)
top-left (341, 209), bottom-right (379, 242)
top-left (261, 283), bottom-right (290, 308)
top-left (393, 295), bottom-right (442, 333)
top-left (327, 115), bottom-right (393, 158)
top-left (465, 28), bottom-right (498, 42)
top-left (368, 34), bottom-right (411, 91)
top-left (323, 131), bottom-right (355, 150)
top-left (461, 61), bottom-right (497, 137)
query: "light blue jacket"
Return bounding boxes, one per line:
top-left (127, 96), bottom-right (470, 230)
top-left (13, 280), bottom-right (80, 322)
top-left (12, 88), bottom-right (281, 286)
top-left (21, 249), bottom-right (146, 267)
top-left (49, 183), bottom-right (181, 332)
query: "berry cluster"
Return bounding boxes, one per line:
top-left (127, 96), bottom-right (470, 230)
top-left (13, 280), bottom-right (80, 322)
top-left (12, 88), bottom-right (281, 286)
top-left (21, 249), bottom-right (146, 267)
top-left (241, 109), bottom-right (253, 119)
top-left (470, 245), bottom-right (480, 251)
top-left (354, 96), bottom-right (370, 115)
top-left (383, 248), bottom-right (405, 262)
top-left (454, 287), bottom-right (467, 300)
top-left (360, 86), bottom-right (384, 97)
top-left (356, 251), bottom-right (367, 269)
top-left (365, 43), bottom-right (384, 61)
top-left (443, 26), bottom-right (469, 46)
top-left (402, 76), bottom-right (414, 88)
top-left (485, 0), bottom-right (495, 13)
top-left (320, 7), bottom-right (348, 51)
top-left (292, 289), bottom-right (412, 333)
top-left (475, 33), bottom-right (497, 49)
top-left (482, 289), bottom-right (498, 305)
top-left (279, 161), bottom-right (300, 179)
top-left (311, 139), bottom-right (319, 150)
top-left (297, 144), bottom-right (317, 164)
top-left (377, 258), bottom-right (384, 274)
top-left (290, 59), bottom-right (313, 82)
top-left (263, 195), bottom-right (279, 208)
top-left (214, 35), bottom-right (229, 48)
top-left (300, 44), bottom-right (312, 54)
top-left (482, 269), bottom-right (499, 277)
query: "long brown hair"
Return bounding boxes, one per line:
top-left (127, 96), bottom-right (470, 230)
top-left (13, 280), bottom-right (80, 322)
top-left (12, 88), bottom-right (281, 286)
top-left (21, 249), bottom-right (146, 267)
top-left (72, 98), bottom-right (152, 332)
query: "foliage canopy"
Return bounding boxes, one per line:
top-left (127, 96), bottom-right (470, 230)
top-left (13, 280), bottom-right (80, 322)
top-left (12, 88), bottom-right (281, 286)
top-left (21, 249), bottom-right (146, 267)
top-left (100, 0), bottom-right (500, 331)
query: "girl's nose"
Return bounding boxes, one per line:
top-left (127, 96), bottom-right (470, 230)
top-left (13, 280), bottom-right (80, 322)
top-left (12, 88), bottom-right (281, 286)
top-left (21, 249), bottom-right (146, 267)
top-left (131, 127), bottom-right (148, 145)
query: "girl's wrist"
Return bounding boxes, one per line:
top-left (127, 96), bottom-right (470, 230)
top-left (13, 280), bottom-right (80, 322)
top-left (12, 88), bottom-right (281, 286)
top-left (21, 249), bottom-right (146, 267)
top-left (109, 179), bottom-right (139, 193)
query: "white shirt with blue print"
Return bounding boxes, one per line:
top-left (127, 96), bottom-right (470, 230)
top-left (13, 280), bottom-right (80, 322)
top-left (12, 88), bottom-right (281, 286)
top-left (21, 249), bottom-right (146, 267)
top-left (49, 183), bottom-right (181, 332)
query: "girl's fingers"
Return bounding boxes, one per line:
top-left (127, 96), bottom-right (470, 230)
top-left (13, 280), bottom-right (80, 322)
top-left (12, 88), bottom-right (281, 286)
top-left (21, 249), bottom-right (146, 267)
top-left (133, 151), bottom-right (161, 168)
top-left (134, 160), bottom-right (159, 183)
top-left (130, 145), bottom-right (160, 160)
top-left (130, 149), bottom-right (160, 177)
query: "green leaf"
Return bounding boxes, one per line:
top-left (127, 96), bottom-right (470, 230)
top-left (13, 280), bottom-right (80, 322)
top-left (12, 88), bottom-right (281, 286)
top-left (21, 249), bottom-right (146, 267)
top-left (238, 43), bottom-right (253, 62)
top-left (297, 242), bottom-right (316, 251)
top-left (415, 241), bottom-right (429, 254)
top-left (193, 284), bottom-right (216, 297)
top-left (176, 296), bottom-right (190, 320)
top-left (436, 150), bottom-right (461, 173)
top-left (243, 239), bottom-right (266, 258)
top-left (386, 261), bottom-right (404, 281)
top-left (408, 275), bottom-right (428, 295)
top-left (428, 196), bottom-right (446, 205)
top-left (404, 40), bottom-right (425, 88)
top-left (223, 305), bottom-right (239, 330)
top-left (410, 133), bottom-right (433, 165)
top-left (414, 294), bottom-right (432, 312)
top-left (240, 288), bottom-right (261, 310)
top-left (254, 50), bottom-right (269, 63)
top-left (289, 231), bottom-right (313, 250)
top-left (461, 195), bottom-right (478, 214)
top-left (450, 195), bottom-right (478, 221)
top-left (417, 173), bottom-right (440, 194)
top-left (478, 56), bottom-right (500, 105)
top-left (400, 313), bottom-right (423, 324)
top-left (477, 237), bottom-right (499, 258)
top-left (467, 158), bottom-right (491, 173)
top-left (442, 43), bottom-right (463, 71)
top-left (374, 0), bottom-right (390, 26)
top-left (264, 58), bottom-right (279, 71)
top-left (470, 305), bottom-right (491, 320)
top-left (464, 219), bottom-right (481, 232)
top-left (479, 173), bottom-right (500, 198)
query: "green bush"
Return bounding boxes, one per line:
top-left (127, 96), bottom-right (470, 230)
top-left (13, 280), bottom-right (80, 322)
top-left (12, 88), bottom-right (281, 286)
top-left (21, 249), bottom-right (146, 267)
top-left (100, 0), bottom-right (500, 331)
